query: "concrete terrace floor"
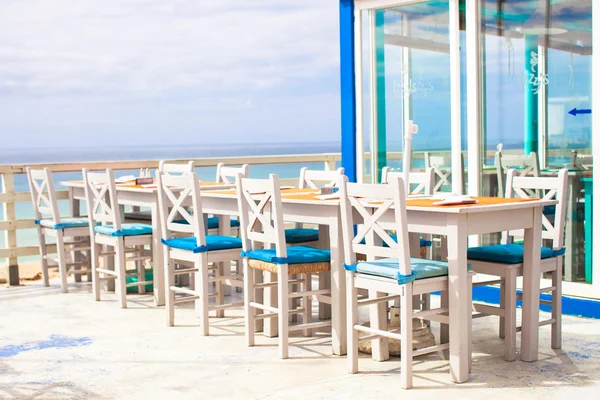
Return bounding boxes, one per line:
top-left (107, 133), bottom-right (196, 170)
top-left (2, 280), bottom-right (600, 400)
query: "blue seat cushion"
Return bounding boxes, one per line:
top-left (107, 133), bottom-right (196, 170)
top-left (467, 244), bottom-right (565, 264)
top-left (345, 258), bottom-right (450, 285)
top-left (359, 234), bottom-right (432, 247)
top-left (242, 246), bottom-right (330, 265)
top-left (94, 223), bottom-right (152, 237)
top-left (207, 217), bottom-right (240, 230)
top-left (36, 217), bottom-right (90, 230)
top-left (162, 235), bottom-right (242, 253)
top-left (543, 205), bottom-right (556, 216)
top-left (285, 228), bottom-right (320, 244)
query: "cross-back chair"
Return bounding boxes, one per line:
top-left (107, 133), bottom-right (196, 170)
top-left (28, 167), bottom-right (91, 292)
top-left (157, 171), bottom-right (243, 334)
top-left (285, 167), bottom-right (345, 244)
top-left (339, 174), bottom-right (472, 389)
top-left (424, 152), bottom-right (466, 193)
top-left (237, 174), bottom-right (332, 359)
top-left (125, 161), bottom-right (196, 222)
top-left (494, 147), bottom-right (540, 198)
top-left (570, 150), bottom-right (593, 170)
top-left (467, 168), bottom-right (568, 361)
top-left (206, 163), bottom-right (249, 235)
top-left (83, 168), bottom-right (154, 308)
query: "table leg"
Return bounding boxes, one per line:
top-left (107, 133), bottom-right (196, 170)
top-left (318, 225), bottom-right (332, 320)
top-left (445, 213), bottom-right (470, 383)
top-left (219, 214), bottom-right (232, 298)
top-left (152, 204), bottom-right (165, 306)
top-left (521, 208), bottom-right (543, 362)
top-left (68, 191), bottom-right (83, 283)
top-left (330, 215), bottom-right (346, 356)
top-left (263, 271), bottom-right (278, 338)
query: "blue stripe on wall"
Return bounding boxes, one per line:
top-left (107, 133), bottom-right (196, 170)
top-left (339, 0), bottom-right (357, 182)
top-left (472, 286), bottom-right (600, 320)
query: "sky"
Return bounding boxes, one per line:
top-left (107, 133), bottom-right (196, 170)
top-left (0, 0), bottom-right (342, 148)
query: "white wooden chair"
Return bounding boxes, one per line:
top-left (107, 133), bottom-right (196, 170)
top-left (284, 167), bottom-right (345, 244)
top-left (124, 161), bottom-right (195, 222)
top-left (27, 167), bottom-right (91, 292)
top-left (206, 163), bottom-right (249, 235)
top-left (424, 152), bottom-right (466, 193)
top-left (467, 168), bottom-right (568, 361)
top-left (381, 166), bottom-right (435, 254)
top-left (494, 146), bottom-right (540, 198)
top-left (339, 174), bottom-right (472, 389)
top-left (237, 174), bottom-right (332, 359)
top-left (83, 168), bottom-right (154, 308)
top-left (157, 170), bottom-right (244, 334)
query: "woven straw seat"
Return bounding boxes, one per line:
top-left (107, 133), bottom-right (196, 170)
top-left (248, 259), bottom-right (330, 275)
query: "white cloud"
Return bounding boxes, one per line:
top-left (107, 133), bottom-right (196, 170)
top-left (0, 0), bottom-right (342, 147)
top-left (0, 0), bottom-right (339, 96)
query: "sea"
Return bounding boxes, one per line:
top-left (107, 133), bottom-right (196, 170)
top-left (0, 141), bottom-right (573, 265)
top-left (1, 141), bottom-right (347, 264)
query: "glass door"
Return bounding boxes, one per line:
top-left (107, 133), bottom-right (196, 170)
top-left (356, 0), bottom-right (464, 194)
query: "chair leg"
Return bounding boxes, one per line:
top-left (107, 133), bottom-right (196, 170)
top-left (318, 271), bottom-right (332, 320)
top-left (196, 253), bottom-right (210, 336)
top-left (440, 290), bottom-right (449, 345)
top-left (291, 274), bottom-right (299, 323)
top-left (115, 239), bottom-right (127, 309)
top-left (499, 280), bottom-right (506, 339)
top-left (370, 289), bottom-right (390, 362)
top-left (216, 262), bottom-right (225, 318)
top-left (56, 232), bottom-right (69, 293)
top-left (71, 237), bottom-right (82, 283)
top-left (165, 256), bottom-right (175, 327)
top-left (422, 294), bottom-right (431, 328)
top-left (91, 242), bottom-right (101, 301)
top-left (551, 259), bottom-right (562, 349)
top-left (504, 269), bottom-right (517, 362)
top-left (38, 231), bottom-right (50, 287)
top-left (346, 272), bottom-right (358, 374)
top-left (303, 273), bottom-right (312, 337)
top-left (400, 285), bottom-right (414, 390)
top-left (235, 260), bottom-right (243, 293)
top-left (136, 245), bottom-right (146, 294)
top-left (278, 265), bottom-right (289, 359)
top-left (244, 260), bottom-right (255, 347)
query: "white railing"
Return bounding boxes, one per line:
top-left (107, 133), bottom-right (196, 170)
top-left (0, 147), bottom-right (570, 284)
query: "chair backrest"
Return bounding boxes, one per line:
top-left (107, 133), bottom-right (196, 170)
top-left (381, 166), bottom-right (435, 196)
top-left (82, 169), bottom-right (121, 230)
top-left (495, 147), bottom-right (540, 197)
top-left (424, 152), bottom-right (466, 193)
top-left (156, 171), bottom-right (206, 242)
top-left (216, 163), bottom-right (249, 184)
top-left (158, 160), bottom-right (195, 175)
top-left (570, 150), bottom-right (593, 170)
top-left (338, 175), bottom-right (411, 277)
top-left (299, 167), bottom-right (345, 189)
top-left (503, 168), bottom-right (568, 250)
top-left (27, 167), bottom-right (61, 225)
top-left (236, 174), bottom-right (287, 257)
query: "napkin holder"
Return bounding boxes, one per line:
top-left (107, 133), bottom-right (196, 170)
top-left (320, 187), bottom-right (338, 195)
top-left (135, 177), bottom-right (154, 185)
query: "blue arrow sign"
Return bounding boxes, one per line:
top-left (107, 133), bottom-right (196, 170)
top-left (569, 108), bottom-right (592, 116)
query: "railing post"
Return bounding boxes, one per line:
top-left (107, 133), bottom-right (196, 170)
top-left (2, 171), bottom-right (19, 285)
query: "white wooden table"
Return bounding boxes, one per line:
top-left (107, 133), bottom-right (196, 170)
top-left (389, 197), bottom-right (556, 382)
top-left (62, 181), bottom-right (232, 307)
top-left (201, 190), bottom-right (554, 383)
